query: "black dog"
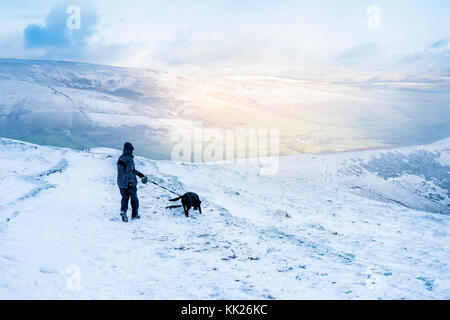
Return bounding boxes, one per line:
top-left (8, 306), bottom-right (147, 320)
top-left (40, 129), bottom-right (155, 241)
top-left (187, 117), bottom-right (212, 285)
top-left (167, 193), bottom-right (202, 217)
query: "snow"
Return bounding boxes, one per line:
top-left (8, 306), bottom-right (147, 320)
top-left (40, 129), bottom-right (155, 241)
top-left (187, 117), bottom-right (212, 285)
top-left (0, 137), bottom-right (449, 299)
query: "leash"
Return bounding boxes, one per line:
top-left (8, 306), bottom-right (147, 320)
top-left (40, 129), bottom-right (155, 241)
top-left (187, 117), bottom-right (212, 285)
top-left (116, 157), bottom-right (182, 197)
top-left (145, 178), bottom-right (182, 197)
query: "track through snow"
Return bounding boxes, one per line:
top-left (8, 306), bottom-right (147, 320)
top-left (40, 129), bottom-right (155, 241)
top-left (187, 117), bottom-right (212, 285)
top-left (0, 138), bottom-right (449, 299)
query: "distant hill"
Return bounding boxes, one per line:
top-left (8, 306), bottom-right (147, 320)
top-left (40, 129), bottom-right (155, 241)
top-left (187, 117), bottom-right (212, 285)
top-left (1, 58), bottom-right (450, 159)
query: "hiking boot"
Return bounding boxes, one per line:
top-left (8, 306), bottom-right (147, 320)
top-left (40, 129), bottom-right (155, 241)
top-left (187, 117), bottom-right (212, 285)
top-left (120, 211), bottom-right (128, 223)
top-left (131, 214), bottom-right (141, 220)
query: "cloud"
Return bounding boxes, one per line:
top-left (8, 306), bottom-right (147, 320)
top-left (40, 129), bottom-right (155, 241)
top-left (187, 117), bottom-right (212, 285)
top-left (431, 39), bottom-right (448, 49)
top-left (156, 27), bottom-right (264, 67)
top-left (400, 39), bottom-right (450, 71)
top-left (334, 40), bottom-right (450, 74)
top-left (0, 32), bottom-right (27, 59)
top-left (335, 43), bottom-right (383, 67)
top-left (0, 1), bottom-right (446, 75)
top-left (151, 26), bottom-right (324, 74)
top-left (12, 0), bottom-right (136, 65)
top-left (23, 0), bottom-right (99, 58)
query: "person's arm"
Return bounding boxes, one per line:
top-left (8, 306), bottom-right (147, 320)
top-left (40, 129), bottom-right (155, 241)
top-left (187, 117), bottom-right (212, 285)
top-left (133, 169), bottom-right (145, 179)
top-left (134, 169), bottom-right (148, 184)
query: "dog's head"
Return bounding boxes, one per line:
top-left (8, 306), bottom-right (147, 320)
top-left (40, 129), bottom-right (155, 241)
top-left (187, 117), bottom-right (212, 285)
top-left (194, 200), bottom-right (201, 210)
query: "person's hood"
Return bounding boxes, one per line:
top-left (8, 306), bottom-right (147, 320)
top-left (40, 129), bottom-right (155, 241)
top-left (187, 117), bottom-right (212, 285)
top-left (123, 142), bottom-right (134, 156)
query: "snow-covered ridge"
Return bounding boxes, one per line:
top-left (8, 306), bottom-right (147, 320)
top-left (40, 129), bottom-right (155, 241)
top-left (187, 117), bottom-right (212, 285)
top-left (276, 137), bottom-right (450, 215)
top-left (0, 137), bottom-right (449, 299)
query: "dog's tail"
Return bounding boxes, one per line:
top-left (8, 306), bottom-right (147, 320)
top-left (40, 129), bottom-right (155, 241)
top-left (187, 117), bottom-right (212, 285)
top-left (169, 196), bottom-right (182, 202)
top-left (166, 205), bottom-right (182, 209)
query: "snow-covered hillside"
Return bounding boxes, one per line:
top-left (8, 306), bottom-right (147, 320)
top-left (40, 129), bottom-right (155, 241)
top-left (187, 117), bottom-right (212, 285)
top-left (0, 138), bottom-right (448, 299)
top-left (0, 59), bottom-right (177, 159)
top-left (277, 138), bottom-right (450, 215)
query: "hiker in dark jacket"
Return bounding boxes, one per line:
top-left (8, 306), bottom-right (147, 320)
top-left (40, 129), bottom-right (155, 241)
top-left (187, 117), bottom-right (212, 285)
top-left (117, 142), bottom-right (148, 222)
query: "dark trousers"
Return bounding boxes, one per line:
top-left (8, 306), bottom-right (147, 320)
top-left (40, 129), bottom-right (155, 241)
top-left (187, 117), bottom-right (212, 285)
top-left (119, 186), bottom-right (139, 217)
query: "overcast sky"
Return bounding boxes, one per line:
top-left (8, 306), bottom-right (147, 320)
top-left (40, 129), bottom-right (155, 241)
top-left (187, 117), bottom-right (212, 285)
top-left (0, 0), bottom-right (449, 74)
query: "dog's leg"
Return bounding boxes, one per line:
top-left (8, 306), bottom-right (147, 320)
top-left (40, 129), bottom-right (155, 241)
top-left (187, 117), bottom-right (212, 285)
top-left (198, 205), bottom-right (202, 214)
top-left (183, 204), bottom-right (189, 217)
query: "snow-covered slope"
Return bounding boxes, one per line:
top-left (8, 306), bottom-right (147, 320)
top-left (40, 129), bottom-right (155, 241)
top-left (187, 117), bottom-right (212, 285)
top-left (0, 138), bottom-right (449, 299)
top-left (277, 138), bottom-right (450, 215)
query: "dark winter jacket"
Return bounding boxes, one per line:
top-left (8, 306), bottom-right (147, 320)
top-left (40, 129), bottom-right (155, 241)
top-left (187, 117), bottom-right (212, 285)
top-left (117, 142), bottom-right (145, 188)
